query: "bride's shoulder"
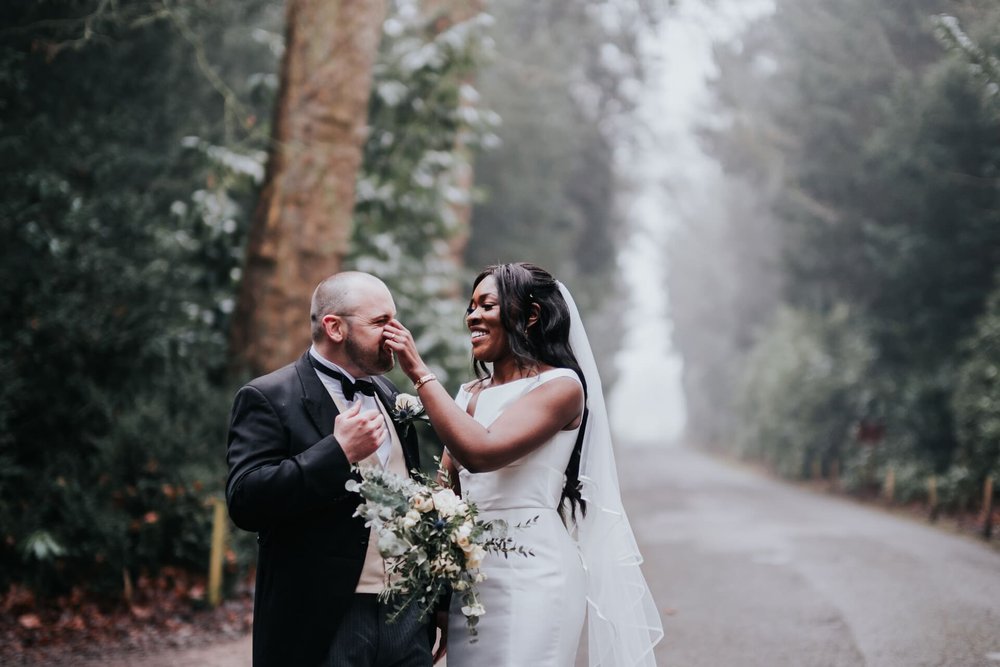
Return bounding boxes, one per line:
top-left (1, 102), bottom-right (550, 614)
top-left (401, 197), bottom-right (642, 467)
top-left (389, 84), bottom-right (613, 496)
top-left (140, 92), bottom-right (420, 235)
top-left (537, 366), bottom-right (582, 386)
top-left (526, 368), bottom-right (584, 405)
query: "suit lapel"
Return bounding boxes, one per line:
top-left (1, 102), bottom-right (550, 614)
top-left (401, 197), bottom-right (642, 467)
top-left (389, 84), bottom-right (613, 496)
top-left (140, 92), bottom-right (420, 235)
top-left (371, 376), bottom-right (420, 474)
top-left (296, 352), bottom-right (339, 438)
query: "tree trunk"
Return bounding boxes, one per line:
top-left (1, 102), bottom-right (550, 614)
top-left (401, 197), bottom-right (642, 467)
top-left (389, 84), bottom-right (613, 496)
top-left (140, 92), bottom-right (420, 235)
top-left (229, 0), bottom-right (387, 377)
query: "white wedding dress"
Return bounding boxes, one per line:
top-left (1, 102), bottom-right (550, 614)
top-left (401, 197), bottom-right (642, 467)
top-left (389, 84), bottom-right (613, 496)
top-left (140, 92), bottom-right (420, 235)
top-left (447, 368), bottom-right (587, 667)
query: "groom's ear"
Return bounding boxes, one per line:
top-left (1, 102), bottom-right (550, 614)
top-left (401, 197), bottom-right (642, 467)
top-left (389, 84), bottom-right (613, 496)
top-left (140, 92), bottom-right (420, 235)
top-left (323, 314), bottom-right (346, 343)
top-left (526, 302), bottom-right (541, 329)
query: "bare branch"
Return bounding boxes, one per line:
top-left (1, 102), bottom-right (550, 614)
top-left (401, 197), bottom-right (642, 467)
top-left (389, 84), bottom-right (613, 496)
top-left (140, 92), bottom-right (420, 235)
top-left (159, 0), bottom-right (254, 142)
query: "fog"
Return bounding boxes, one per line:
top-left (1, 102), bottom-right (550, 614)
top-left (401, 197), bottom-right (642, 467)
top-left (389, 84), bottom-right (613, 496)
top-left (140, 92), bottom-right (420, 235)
top-left (610, 0), bottom-right (774, 446)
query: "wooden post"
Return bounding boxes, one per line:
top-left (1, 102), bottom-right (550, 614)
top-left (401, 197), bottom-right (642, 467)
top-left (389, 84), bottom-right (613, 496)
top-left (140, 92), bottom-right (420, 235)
top-left (983, 476), bottom-right (994, 540)
top-left (883, 467), bottom-right (895, 503)
top-left (829, 459), bottom-right (840, 491)
top-left (928, 475), bottom-right (939, 522)
top-left (208, 497), bottom-right (229, 607)
top-left (122, 567), bottom-right (133, 604)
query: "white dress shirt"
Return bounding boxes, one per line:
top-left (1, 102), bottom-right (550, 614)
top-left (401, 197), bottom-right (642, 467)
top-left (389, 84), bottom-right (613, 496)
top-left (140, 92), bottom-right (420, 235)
top-left (309, 346), bottom-right (392, 467)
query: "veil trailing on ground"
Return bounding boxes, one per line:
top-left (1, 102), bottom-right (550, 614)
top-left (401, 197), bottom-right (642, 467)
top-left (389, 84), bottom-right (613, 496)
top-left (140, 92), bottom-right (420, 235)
top-left (558, 282), bottom-right (663, 666)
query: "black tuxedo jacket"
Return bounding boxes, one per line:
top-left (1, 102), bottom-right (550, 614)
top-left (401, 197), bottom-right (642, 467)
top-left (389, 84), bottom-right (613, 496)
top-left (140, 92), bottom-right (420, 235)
top-left (226, 351), bottom-right (421, 667)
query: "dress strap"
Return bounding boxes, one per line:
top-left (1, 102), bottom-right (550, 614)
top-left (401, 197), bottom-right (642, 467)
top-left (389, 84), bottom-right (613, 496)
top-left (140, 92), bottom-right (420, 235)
top-left (535, 368), bottom-right (582, 386)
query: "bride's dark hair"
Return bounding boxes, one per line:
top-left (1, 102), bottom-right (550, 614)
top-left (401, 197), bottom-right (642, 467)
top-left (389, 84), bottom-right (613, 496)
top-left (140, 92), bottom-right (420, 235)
top-left (470, 262), bottom-right (588, 523)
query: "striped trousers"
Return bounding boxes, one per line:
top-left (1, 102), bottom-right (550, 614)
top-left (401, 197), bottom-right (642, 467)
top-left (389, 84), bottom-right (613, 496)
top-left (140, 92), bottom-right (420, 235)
top-left (325, 594), bottom-right (432, 667)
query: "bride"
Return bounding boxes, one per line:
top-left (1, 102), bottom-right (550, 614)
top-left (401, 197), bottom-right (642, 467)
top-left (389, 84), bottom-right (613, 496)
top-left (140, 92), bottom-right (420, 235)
top-left (383, 262), bottom-right (662, 666)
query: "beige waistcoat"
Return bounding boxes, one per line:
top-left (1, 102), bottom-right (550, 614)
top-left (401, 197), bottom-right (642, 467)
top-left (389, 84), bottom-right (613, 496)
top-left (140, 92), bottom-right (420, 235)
top-left (330, 393), bottom-right (408, 594)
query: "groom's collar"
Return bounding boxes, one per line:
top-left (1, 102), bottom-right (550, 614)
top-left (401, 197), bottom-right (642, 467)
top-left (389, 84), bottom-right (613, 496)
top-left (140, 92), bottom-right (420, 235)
top-left (309, 345), bottom-right (369, 383)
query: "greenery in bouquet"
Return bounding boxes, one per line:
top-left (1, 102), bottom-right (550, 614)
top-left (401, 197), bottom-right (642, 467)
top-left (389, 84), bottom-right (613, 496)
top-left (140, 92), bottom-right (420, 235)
top-left (346, 464), bottom-right (535, 636)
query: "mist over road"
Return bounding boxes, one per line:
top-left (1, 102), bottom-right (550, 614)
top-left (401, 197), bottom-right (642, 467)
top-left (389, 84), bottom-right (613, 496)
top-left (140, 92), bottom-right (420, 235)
top-left (621, 445), bottom-right (1000, 667)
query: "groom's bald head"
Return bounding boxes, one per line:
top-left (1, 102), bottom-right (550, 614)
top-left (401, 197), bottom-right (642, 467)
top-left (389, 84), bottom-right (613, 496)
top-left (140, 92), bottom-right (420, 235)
top-left (310, 272), bottom-right (392, 342)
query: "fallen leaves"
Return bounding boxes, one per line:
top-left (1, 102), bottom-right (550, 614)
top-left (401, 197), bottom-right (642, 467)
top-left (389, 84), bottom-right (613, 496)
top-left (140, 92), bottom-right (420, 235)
top-left (17, 614), bottom-right (41, 630)
top-left (0, 568), bottom-right (254, 664)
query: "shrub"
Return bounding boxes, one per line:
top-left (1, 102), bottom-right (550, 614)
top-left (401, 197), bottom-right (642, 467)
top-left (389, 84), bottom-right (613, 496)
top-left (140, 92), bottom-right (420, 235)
top-left (737, 305), bottom-right (876, 479)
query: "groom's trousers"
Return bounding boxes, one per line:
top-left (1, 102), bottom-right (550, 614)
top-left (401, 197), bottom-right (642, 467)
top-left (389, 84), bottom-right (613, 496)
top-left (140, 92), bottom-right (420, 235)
top-left (324, 594), bottom-right (432, 667)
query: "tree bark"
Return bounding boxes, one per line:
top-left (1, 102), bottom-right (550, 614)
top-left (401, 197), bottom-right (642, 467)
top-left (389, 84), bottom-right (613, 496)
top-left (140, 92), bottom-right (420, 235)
top-left (229, 0), bottom-right (387, 377)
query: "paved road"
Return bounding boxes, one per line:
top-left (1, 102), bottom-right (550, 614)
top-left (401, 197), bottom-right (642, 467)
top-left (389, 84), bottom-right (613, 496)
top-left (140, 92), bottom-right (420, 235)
top-left (624, 446), bottom-right (1000, 667)
top-left (93, 639), bottom-right (252, 667)
top-left (116, 445), bottom-right (1000, 667)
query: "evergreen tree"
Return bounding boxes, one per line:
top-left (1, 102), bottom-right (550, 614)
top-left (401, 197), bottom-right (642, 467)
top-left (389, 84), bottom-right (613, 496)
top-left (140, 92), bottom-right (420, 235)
top-left (681, 0), bottom-right (1000, 496)
top-left (0, 0), bottom-right (277, 592)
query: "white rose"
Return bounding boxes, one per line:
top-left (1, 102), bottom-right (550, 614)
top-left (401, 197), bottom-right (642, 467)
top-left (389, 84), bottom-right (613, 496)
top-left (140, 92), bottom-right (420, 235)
top-left (376, 530), bottom-right (408, 557)
top-left (432, 488), bottom-right (461, 517)
top-left (453, 522), bottom-right (473, 548)
top-left (394, 393), bottom-right (422, 413)
top-left (411, 493), bottom-right (433, 513)
top-left (354, 504), bottom-right (380, 524)
top-left (465, 544), bottom-right (486, 569)
top-left (401, 510), bottom-right (420, 529)
top-left (460, 603), bottom-right (485, 617)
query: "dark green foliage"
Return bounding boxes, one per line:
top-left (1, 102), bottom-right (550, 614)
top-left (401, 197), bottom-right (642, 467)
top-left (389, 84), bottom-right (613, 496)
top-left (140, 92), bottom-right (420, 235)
top-left (0, 0), bottom-right (662, 598)
top-left (738, 306), bottom-right (875, 478)
top-left (0, 0), bottom-right (276, 594)
top-left (953, 276), bottom-right (1000, 481)
top-left (860, 55), bottom-right (1000, 366)
top-left (682, 0), bottom-right (1000, 504)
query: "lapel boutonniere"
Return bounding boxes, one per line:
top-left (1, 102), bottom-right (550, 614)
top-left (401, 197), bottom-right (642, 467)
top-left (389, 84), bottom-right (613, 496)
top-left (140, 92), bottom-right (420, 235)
top-left (391, 393), bottom-right (430, 437)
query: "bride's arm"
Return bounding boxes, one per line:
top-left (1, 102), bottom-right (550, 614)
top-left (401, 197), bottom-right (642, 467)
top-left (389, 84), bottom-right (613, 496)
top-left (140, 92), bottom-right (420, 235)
top-left (384, 320), bottom-right (583, 473)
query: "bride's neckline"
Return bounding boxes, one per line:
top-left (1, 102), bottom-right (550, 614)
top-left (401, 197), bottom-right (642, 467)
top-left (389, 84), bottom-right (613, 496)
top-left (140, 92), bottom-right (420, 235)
top-left (473, 368), bottom-right (567, 393)
top-left (481, 376), bottom-right (534, 392)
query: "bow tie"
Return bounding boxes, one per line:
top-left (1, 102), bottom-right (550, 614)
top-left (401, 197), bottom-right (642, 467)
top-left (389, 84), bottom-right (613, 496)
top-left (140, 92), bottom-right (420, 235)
top-left (311, 359), bottom-right (377, 401)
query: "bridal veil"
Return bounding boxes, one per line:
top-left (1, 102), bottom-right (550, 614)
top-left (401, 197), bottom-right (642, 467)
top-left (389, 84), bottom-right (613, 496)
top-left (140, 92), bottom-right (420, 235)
top-left (558, 282), bottom-right (663, 666)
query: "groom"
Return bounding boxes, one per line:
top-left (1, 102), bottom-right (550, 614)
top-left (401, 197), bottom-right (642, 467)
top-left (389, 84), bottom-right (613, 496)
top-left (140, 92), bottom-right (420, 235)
top-left (226, 271), bottom-right (439, 666)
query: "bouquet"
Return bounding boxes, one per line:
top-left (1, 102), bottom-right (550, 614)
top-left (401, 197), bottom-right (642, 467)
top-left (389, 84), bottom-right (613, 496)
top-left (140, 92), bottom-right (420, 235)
top-left (346, 464), bottom-right (535, 636)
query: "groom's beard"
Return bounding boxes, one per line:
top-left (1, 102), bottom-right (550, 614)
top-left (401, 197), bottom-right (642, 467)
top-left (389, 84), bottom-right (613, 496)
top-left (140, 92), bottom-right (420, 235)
top-left (345, 332), bottom-right (394, 376)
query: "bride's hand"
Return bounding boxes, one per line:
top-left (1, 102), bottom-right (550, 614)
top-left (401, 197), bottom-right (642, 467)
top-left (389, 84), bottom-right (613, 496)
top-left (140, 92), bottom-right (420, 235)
top-left (383, 320), bottom-right (430, 382)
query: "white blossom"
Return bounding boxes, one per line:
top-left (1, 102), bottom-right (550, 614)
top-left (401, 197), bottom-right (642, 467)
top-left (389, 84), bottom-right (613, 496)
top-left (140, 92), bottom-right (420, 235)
top-left (465, 544), bottom-right (486, 569)
top-left (394, 393), bottom-right (421, 413)
top-left (432, 488), bottom-right (462, 517)
top-left (402, 510), bottom-right (421, 529)
top-left (460, 603), bottom-right (485, 618)
top-left (411, 493), bottom-right (433, 513)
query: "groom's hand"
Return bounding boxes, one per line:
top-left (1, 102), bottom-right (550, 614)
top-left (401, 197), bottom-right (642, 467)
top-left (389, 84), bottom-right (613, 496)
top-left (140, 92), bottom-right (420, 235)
top-left (333, 402), bottom-right (386, 463)
top-left (432, 610), bottom-right (448, 664)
